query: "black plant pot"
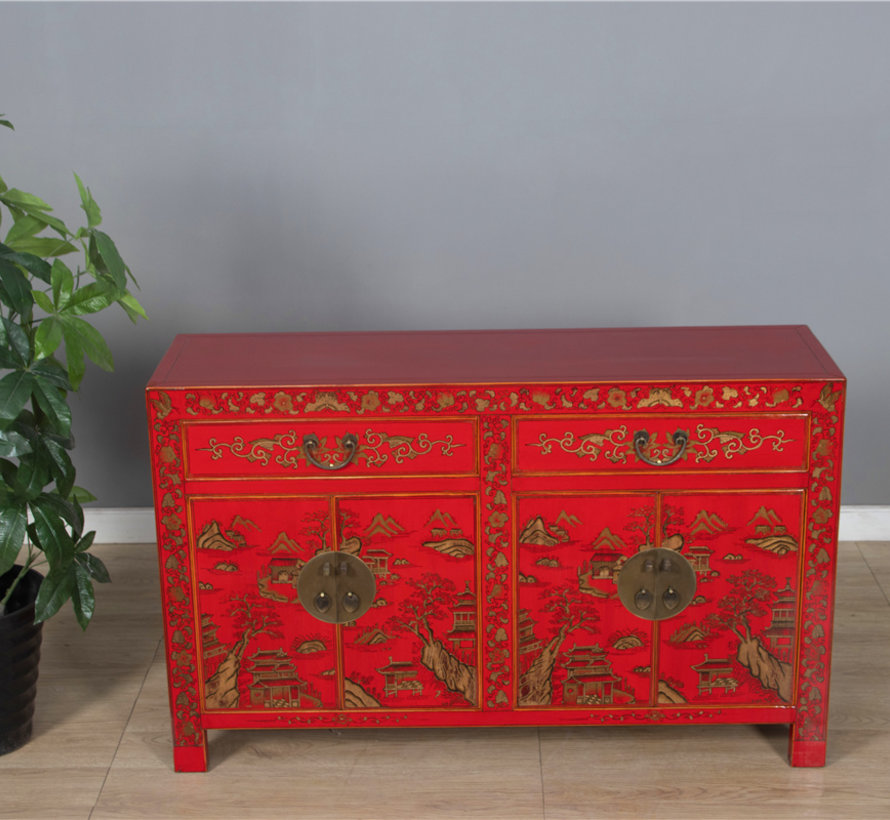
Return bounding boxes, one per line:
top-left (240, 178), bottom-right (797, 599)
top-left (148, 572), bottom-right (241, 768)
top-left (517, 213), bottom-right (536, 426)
top-left (0, 566), bottom-right (44, 755)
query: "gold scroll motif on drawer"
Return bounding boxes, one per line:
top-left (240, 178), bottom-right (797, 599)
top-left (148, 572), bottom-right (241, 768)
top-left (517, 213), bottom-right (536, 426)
top-left (185, 418), bottom-right (478, 478)
top-left (515, 415), bottom-right (808, 473)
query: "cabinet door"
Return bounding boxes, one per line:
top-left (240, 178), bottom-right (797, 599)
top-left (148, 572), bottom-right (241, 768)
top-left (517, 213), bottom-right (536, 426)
top-left (515, 493), bottom-right (656, 708)
top-left (190, 496), bottom-right (339, 711)
top-left (335, 495), bottom-right (480, 710)
top-left (656, 491), bottom-right (804, 706)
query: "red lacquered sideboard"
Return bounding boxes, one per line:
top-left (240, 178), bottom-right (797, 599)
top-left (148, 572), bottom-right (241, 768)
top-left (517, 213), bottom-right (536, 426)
top-left (146, 326), bottom-right (845, 771)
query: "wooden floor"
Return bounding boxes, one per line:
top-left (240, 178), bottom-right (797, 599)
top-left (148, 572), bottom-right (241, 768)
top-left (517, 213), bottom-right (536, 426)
top-left (1, 541), bottom-right (889, 819)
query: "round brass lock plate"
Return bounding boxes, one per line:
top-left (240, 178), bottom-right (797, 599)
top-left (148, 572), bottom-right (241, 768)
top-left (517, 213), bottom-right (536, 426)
top-left (297, 551), bottom-right (376, 624)
top-left (616, 547), bottom-right (696, 621)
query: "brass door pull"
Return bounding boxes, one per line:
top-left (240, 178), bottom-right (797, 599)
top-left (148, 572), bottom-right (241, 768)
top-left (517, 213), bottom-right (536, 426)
top-left (617, 547), bottom-right (696, 621)
top-left (633, 429), bottom-right (689, 466)
top-left (302, 433), bottom-right (359, 471)
top-left (297, 551), bottom-right (376, 624)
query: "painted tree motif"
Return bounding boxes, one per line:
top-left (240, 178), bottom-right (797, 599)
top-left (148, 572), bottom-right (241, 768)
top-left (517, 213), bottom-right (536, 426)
top-left (387, 573), bottom-right (477, 705)
top-left (705, 569), bottom-right (793, 702)
top-left (626, 504), bottom-right (656, 548)
top-left (302, 510), bottom-right (331, 553)
top-left (518, 587), bottom-right (599, 706)
top-left (204, 594), bottom-right (283, 709)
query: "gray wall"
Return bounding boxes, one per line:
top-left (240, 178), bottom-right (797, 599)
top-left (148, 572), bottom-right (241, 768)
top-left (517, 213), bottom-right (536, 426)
top-left (2, 2), bottom-right (887, 506)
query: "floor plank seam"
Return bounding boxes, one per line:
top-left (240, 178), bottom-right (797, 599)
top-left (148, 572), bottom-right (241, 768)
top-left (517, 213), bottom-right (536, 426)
top-left (87, 642), bottom-right (161, 820)
top-left (537, 728), bottom-right (547, 820)
top-left (857, 542), bottom-right (890, 606)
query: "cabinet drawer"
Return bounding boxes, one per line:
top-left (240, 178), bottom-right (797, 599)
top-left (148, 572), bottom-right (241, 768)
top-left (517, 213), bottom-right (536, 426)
top-left (185, 418), bottom-right (478, 479)
top-left (514, 414), bottom-right (808, 474)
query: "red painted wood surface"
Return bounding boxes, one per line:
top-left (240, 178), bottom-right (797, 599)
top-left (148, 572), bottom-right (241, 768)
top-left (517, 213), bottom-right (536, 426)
top-left (146, 326), bottom-right (845, 771)
top-left (148, 325), bottom-right (843, 388)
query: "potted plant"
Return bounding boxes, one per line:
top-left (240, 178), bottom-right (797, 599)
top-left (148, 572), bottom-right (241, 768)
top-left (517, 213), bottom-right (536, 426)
top-left (0, 115), bottom-right (145, 753)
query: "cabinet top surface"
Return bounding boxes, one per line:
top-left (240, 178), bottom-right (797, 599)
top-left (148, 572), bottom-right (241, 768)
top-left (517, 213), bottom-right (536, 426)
top-left (147, 325), bottom-right (844, 389)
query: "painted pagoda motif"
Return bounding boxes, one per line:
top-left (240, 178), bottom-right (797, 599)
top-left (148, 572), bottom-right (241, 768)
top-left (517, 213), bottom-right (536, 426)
top-left (377, 657), bottom-right (423, 697)
top-left (685, 543), bottom-right (714, 575)
top-left (517, 609), bottom-right (543, 657)
top-left (247, 648), bottom-right (321, 709)
top-left (762, 581), bottom-right (796, 662)
top-left (201, 614), bottom-right (226, 662)
top-left (364, 548), bottom-right (391, 578)
top-left (562, 645), bottom-right (632, 706)
top-left (692, 655), bottom-right (738, 696)
top-left (446, 583), bottom-right (477, 659)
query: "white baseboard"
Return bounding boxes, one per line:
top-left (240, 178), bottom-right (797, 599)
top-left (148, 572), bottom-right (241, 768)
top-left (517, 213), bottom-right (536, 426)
top-left (837, 506), bottom-right (890, 543)
top-left (84, 505), bottom-right (890, 544)
top-left (85, 508), bottom-right (158, 544)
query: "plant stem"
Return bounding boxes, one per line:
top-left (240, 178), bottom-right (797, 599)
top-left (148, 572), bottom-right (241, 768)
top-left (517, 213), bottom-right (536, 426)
top-left (0, 560), bottom-right (34, 614)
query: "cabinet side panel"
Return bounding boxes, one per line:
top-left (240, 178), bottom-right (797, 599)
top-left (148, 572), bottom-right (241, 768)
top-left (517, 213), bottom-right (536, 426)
top-left (146, 389), bottom-right (207, 767)
top-left (792, 380), bottom-right (846, 763)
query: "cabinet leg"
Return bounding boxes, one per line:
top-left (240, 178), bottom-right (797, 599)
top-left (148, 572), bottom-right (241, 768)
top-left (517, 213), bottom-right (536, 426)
top-left (173, 737), bottom-right (208, 772)
top-left (788, 726), bottom-right (826, 767)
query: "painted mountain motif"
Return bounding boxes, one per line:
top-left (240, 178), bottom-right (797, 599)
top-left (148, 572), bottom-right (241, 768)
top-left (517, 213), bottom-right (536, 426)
top-left (422, 538), bottom-right (475, 557)
top-left (745, 506), bottom-right (798, 555)
top-left (197, 521), bottom-right (243, 551)
top-left (520, 516), bottom-right (560, 547)
top-left (366, 513), bottom-right (404, 537)
top-left (689, 510), bottom-right (728, 537)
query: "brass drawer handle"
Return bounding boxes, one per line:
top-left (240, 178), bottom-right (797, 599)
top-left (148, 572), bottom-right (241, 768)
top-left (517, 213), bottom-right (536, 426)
top-left (633, 429), bottom-right (689, 466)
top-left (302, 433), bottom-right (359, 471)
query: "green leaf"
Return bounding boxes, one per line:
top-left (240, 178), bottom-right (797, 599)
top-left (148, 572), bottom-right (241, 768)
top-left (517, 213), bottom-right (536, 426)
top-left (0, 258), bottom-right (35, 315)
top-left (51, 258), bottom-right (74, 309)
top-left (33, 316), bottom-right (63, 360)
top-left (32, 289), bottom-right (54, 314)
top-left (3, 201), bottom-right (68, 238)
top-left (74, 173), bottom-right (102, 228)
top-left (75, 551), bottom-right (110, 586)
top-left (12, 446), bottom-right (51, 501)
top-left (59, 324), bottom-right (85, 390)
top-left (0, 243), bottom-right (52, 283)
top-left (59, 315), bottom-right (114, 384)
top-left (42, 436), bottom-right (75, 498)
top-left (5, 214), bottom-right (47, 245)
top-left (1, 316), bottom-right (32, 364)
top-left (118, 290), bottom-right (147, 323)
top-left (32, 376), bottom-right (72, 437)
top-left (0, 370), bottom-right (35, 423)
top-left (0, 427), bottom-right (32, 459)
top-left (0, 188), bottom-right (53, 212)
top-left (74, 531), bottom-right (97, 556)
top-left (29, 495), bottom-right (73, 564)
top-left (91, 230), bottom-right (127, 289)
top-left (66, 279), bottom-right (120, 315)
top-left (71, 563), bottom-right (95, 630)
top-left (0, 117), bottom-right (13, 132)
top-left (70, 485), bottom-right (97, 504)
top-left (31, 357), bottom-right (71, 390)
top-left (10, 236), bottom-right (77, 258)
top-left (76, 552), bottom-right (107, 585)
top-left (0, 505), bottom-right (27, 576)
top-left (33, 492), bottom-right (81, 536)
top-left (34, 565), bottom-right (75, 624)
